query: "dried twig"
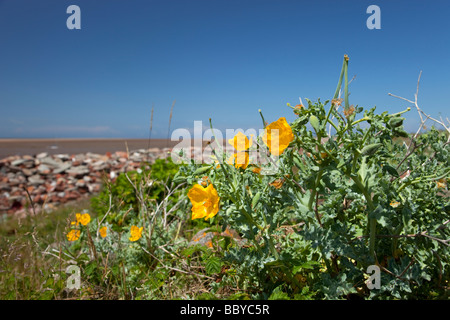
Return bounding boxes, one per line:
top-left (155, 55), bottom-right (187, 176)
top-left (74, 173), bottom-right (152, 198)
top-left (389, 71), bottom-right (450, 145)
top-left (142, 247), bottom-right (215, 280)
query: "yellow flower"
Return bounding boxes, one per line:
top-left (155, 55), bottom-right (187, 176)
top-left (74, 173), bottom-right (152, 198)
top-left (227, 151), bottom-right (249, 169)
top-left (390, 200), bottom-right (400, 208)
top-left (99, 226), bottom-right (107, 238)
top-left (74, 213), bottom-right (91, 226)
top-left (228, 132), bottom-right (253, 152)
top-left (67, 229), bottom-right (80, 241)
top-left (129, 225), bottom-right (143, 242)
top-left (262, 117), bottom-right (294, 156)
top-left (187, 183), bottom-right (220, 220)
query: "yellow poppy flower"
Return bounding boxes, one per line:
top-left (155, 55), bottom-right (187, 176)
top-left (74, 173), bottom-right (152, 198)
top-left (74, 213), bottom-right (91, 226)
top-left (67, 229), bottom-right (81, 241)
top-left (262, 117), bottom-right (294, 156)
top-left (228, 132), bottom-right (253, 152)
top-left (129, 225), bottom-right (143, 242)
top-left (227, 151), bottom-right (249, 169)
top-left (187, 183), bottom-right (220, 220)
top-left (99, 226), bottom-right (107, 238)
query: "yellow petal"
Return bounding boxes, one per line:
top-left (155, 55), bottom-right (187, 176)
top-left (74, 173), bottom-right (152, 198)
top-left (75, 213), bottom-right (82, 226)
top-left (191, 204), bottom-right (208, 220)
top-left (227, 153), bottom-right (236, 166)
top-left (228, 132), bottom-right (253, 151)
top-left (234, 152), bottom-right (249, 169)
top-left (228, 152), bottom-right (249, 169)
top-left (262, 117), bottom-right (294, 156)
top-left (187, 184), bottom-right (208, 206)
top-left (79, 213), bottom-right (91, 226)
top-left (188, 184), bottom-right (220, 220)
top-left (99, 226), bottom-right (107, 238)
top-left (129, 225), bottom-right (143, 242)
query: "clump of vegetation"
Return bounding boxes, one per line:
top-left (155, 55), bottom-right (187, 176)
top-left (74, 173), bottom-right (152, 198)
top-left (91, 158), bottom-right (180, 218)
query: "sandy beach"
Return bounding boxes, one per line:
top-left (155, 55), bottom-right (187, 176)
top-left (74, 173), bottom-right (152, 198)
top-left (0, 139), bottom-right (182, 159)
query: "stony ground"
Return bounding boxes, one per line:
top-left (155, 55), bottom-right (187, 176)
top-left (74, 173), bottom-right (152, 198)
top-left (0, 142), bottom-right (249, 217)
top-left (0, 148), bottom-right (172, 217)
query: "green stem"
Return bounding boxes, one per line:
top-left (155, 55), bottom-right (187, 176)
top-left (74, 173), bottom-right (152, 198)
top-left (316, 142), bottom-right (338, 163)
top-left (351, 116), bottom-right (371, 127)
top-left (308, 169), bottom-right (324, 225)
top-left (325, 55), bottom-right (348, 129)
top-left (326, 117), bottom-right (340, 133)
top-left (259, 109), bottom-right (267, 129)
top-left (397, 169), bottom-right (450, 192)
top-left (360, 124), bottom-right (373, 146)
top-left (326, 55), bottom-right (348, 139)
top-left (391, 107), bottom-right (411, 117)
top-left (266, 235), bottom-right (279, 260)
top-left (350, 174), bottom-right (377, 256)
top-left (333, 56), bottom-right (347, 100)
top-left (305, 167), bottom-right (333, 274)
top-left (344, 56), bottom-right (349, 110)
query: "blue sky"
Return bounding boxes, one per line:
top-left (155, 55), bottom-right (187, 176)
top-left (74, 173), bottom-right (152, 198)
top-left (0, 0), bottom-right (449, 138)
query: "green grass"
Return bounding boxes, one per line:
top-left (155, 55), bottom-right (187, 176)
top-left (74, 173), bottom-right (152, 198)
top-left (0, 185), bottom-right (231, 300)
top-left (0, 197), bottom-right (92, 299)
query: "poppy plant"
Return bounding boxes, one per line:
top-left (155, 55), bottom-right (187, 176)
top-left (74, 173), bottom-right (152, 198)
top-left (187, 183), bottom-right (220, 220)
top-left (262, 117), bottom-right (294, 156)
